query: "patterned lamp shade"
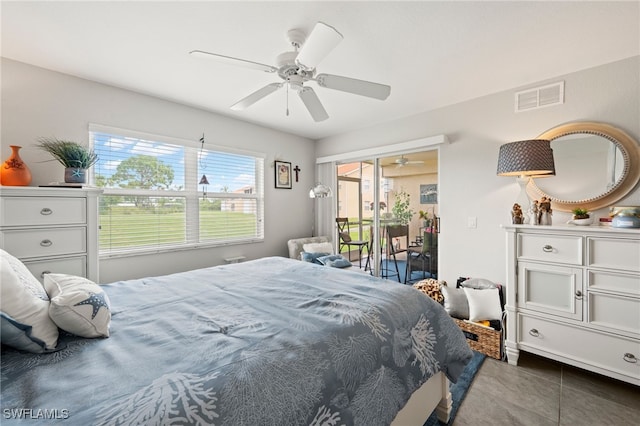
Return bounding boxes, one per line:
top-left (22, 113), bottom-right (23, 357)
top-left (497, 139), bottom-right (555, 177)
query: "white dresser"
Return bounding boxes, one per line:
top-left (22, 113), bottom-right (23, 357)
top-left (0, 186), bottom-right (102, 283)
top-left (504, 224), bottom-right (640, 385)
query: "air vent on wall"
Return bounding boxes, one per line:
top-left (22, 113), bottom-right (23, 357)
top-left (515, 81), bottom-right (564, 112)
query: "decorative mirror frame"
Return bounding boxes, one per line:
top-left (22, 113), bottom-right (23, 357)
top-left (528, 121), bottom-right (640, 212)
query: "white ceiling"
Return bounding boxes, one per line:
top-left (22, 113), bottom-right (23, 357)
top-left (2, 1), bottom-right (638, 140)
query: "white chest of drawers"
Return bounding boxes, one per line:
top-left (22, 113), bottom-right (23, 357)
top-left (0, 187), bottom-right (102, 283)
top-left (504, 224), bottom-right (640, 386)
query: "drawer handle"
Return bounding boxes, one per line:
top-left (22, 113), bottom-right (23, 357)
top-left (40, 270), bottom-right (51, 278)
top-left (623, 353), bottom-right (637, 364)
top-left (528, 328), bottom-right (540, 337)
top-left (542, 245), bottom-right (553, 253)
top-left (575, 290), bottom-right (583, 300)
top-left (40, 207), bottom-right (53, 215)
top-left (40, 239), bottom-right (53, 247)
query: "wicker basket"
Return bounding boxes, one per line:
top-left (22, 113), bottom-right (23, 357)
top-left (453, 318), bottom-right (502, 360)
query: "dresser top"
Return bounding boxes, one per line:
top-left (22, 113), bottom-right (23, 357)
top-left (502, 223), bottom-right (640, 235)
top-left (0, 186), bottom-right (103, 196)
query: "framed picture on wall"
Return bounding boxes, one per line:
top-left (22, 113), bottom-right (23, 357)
top-left (275, 160), bottom-right (292, 189)
top-left (420, 184), bottom-right (438, 204)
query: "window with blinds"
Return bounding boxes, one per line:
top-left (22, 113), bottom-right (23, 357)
top-left (90, 125), bottom-right (264, 256)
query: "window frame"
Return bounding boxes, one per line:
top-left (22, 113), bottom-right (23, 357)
top-left (89, 124), bottom-right (265, 258)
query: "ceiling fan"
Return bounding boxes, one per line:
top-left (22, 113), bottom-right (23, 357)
top-left (190, 22), bottom-right (391, 122)
top-left (395, 155), bottom-right (424, 168)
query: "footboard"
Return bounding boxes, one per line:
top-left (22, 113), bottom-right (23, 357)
top-left (391, 371), bottom-right (451, 425)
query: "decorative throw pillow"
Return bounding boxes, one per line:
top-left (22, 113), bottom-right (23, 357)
top-left (463, 287), bottom-right (503, 322)
top-left (441, 285), bottom-right (469, 319)
top-left (0, 256), bottom-right (59, 352)
top-left (302, 242), bottom-right (334, 255)
top-left (44, 274), bottom-right (111, 338)
top-left (413, 278), bottom-right (445, 304)
top-left (0, 249), bottom-right (48, 301)
top-left (300, 251), bottom-right (331, 264)
top-left (317, 254), bottom-right (352, 268)
top-left (460, 277), bottom-right (499, 290)
top-left (1, 312), bottom-right (53, 353)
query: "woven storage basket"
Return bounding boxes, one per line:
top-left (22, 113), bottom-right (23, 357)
top-left (453, 318), bottom-right (502, 360)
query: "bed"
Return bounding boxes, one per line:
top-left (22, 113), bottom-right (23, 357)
top-left (1, 255), bottom-right (472, 425)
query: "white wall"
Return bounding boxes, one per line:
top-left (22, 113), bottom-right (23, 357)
top-left (315, 56), bottom-right (640, 285)
top-left (1, 58), bottom-right (316, 283)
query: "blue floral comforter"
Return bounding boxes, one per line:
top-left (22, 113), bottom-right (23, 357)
top-left (1, 256), bottom-right (472, 425)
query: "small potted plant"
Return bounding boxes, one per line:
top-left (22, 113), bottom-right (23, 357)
top-left (569, 207), bottom-right (591, 225)
top-left (37, 137), bottom-right (98, 184)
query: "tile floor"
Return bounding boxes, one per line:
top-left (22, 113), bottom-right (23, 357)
top-left (453, 351), bottom-right (640, 425)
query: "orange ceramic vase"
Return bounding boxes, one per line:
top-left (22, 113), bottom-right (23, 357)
top-left (1, 145), bottom-right (32, 186)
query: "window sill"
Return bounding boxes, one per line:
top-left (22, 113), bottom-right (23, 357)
top-left (99, 238), bottom-right (264, 260)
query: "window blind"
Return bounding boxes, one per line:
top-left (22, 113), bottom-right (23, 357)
top-left (90, 126), bottom-right (264, 256)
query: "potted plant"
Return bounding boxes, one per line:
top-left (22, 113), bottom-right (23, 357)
top-left (572, 207), bottom-right (590, 220)
top-left (568, 207), bottom-right (591, 226)
top-left (37, 137), bottom-right (98, 184)
top-left (391, 188), bottom-right (414, 225)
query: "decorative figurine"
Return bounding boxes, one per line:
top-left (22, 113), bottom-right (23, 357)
top-left (528, 200), bottom-right (539, 225)
top-left (538, 196), bottom-right (553, 226)
top-left (511, 203), bottom-right (524, 224)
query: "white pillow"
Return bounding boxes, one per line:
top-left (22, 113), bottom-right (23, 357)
top-left (0, 256), bottom-right (59, 352)
top-left (460, 277), bottom-right (499, 290)
top-left (463, 288), bottom-right (503, 322)
top-left (441, 286), bottom-right (469, 319)
top-left (0, 249), bottom-right (48, 300)
top-left (302, 242), bottom-right (334, 255)
top-left (44, 274), bottom-right (111, 338)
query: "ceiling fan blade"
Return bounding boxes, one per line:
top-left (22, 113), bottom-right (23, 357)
top-left (230, 83), bottom-right (282, 111)
top-left (295, 22), bottom-right (343, 71)
top-left (316, 73), bottom-right (391, 100)
top-left (190, 50), bottom-right (278, 73)
top-left (298, 87), bottom-right (329, 122)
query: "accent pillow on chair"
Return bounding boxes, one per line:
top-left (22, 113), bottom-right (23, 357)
top-left (317, 254), bottom-right (352, 268)
top-left (302, 242), bottom-right (334, 255)
top-left (44, 274), bottom-right (111, 338)
top-left (300, 251), bottom-right (331, 264)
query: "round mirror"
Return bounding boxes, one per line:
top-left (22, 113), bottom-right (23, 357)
top-left (528, 122), bottom-right (640, 212)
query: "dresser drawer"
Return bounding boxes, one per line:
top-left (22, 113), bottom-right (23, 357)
top-left (588, 237), bottom-right (640, 273)
top-left (517, 233), bottom-right (582, 265)
top-left (588, 270), bottom-right (640, 297)
top-left (518, 313), bottom-right (640, 380)
top-left (0, 196), bottom-right (86, 226)
top-left (588, 292), bottom-right (640, 338)
top-left (24, 256), bottom-right (87, 283)
top-left (1, 227), bottom-right (86, 259)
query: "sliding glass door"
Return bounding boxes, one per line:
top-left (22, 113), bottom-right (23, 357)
top-left (333, 149), bottom-right (439, 279)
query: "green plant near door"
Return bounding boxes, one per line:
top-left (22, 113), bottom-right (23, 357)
top-left (392, 188), bottom-right (414, 225)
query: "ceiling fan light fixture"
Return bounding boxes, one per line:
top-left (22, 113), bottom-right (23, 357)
top-left (295, 22), bottom-right (343, 71)
top-left (192, 21), bottom-right (391, 121)
top-left (288, 74), bottom-right (304, 92)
